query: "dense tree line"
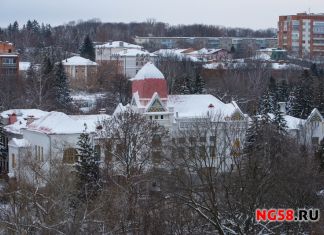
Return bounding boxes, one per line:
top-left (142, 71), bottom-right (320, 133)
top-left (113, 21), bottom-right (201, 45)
top-left (0, 19), bottom-right (275, 59)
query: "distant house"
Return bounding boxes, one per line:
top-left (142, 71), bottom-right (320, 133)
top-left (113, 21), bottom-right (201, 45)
top-left (62, 56), bottom-right (98, 87)
top-left (2, 110), bottom-right (109, 181)
top-left (95, 41), bottom-right (142, 62)
top-left (187, 48), bottom-right (231, 61)
top-left (0, 41), bottom-right (19, 77)
top-left (95, 41), bottom-right (155, 78)
top-left (255, 48), bottom-right (287, 61)
top-left (0, 109), bottom-right (49, 176)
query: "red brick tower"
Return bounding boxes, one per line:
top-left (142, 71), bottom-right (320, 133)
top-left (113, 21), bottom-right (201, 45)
top-left (131, 62), bottom-right (167, 99)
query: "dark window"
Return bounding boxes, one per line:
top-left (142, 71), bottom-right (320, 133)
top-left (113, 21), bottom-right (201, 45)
top-left (160, 115), bottom-right (164, 119)
top-left (200, 137), bottom-right (206, 142)
top-left (63, 148), bottom-right (77, 164)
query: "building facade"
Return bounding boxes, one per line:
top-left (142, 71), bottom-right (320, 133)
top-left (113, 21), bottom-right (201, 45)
top-left (0, 41), bottom-right (19, 77)
top-left (278, 13), bottom-right (324, 58)
top-left (62, 56), bottom-right (98, 88)
top-left (134, 36), bottom-right (278, 51)
top-left (95, 41), bottom-right (156, 77)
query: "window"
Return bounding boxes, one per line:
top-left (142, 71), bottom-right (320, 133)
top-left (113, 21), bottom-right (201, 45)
top-left (189, 147), bottom-right (196, 158)
top-left (209, 136), bottom-right (216, 142)
top-left (160, 115), bottom-right (164, 120)
top-left (189, 137), bottom-right (196, 144)
top-left (199, 146), bottom-right (206, 159)
top-left (155, 115), bottom-right (158, 120)
top-left (12, 154), bottom-right (16, 168)
top-left (200, 137), bottom-right (206, 142)
top-left (178, 137), bottom-right (186, 144)
top-left (149, 116), bottom-right (152, 120)
top-left (210, 146), bottom-right (216, 159)
top-left (312, 137), bottom-right (319, 146)
top-left (63, 148), bottom-right (77, 164)
top-left (94, 145), bottom-right (101, 161)
top-left (105, 142), bottom-right (113, 163)
top-left (152, 135), bottom-right (162, 147)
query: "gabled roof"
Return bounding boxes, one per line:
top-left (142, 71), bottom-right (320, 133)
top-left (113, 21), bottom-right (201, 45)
top-left (130, 62), bottom-right (165, 81)
top-left (145, 92), bottom-right (167, 113)
top-left (62, 56), bottom-right (98, 66)
top-left (306, 108), bottom-right (324, 123)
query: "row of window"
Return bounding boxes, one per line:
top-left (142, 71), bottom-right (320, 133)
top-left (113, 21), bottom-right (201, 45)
top-left (35, 145), bottom-right (44, 162)
top-left (149, 115), bottom-right (164, 120)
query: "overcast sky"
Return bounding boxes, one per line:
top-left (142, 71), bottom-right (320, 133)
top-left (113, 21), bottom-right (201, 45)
top-left (1, 0), bottom-right (323, 29)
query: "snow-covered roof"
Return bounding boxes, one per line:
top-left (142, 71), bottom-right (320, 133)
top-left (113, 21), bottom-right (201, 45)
top-left (113, 103), bottom-right (130, 116)
top-left (95, 41), bottom-right (142, 49)
top-left (130, 62), bottom-right (165, 81)
top-left (271, 62), bottom-right (303, 70)
top-left (188, 48), bottom-right (223, 55)
top-left (19, 62), bottom-right (31, 71)
top-left (8, 138), bottom-right (30, 148)
top-left (62, 56), bottom-right (98, 66)
top-left (1, 109), bottom-right (49, 134)
top-left (267, 113), bottom-right (305, 130)
top-left (28, 112), bottom-right (86, 134)
top-left (69, 114), bottom-right (110, 132)
top-left (168, 94), bottom-right (240, 119)
top-left (154, 49), bottom-right (200, 62)
top-left (116, 48), bottom-right (155, 57)
top-left (254, 53), bottom-right (271, 61)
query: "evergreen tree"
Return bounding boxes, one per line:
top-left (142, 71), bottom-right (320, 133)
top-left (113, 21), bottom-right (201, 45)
top-left (272, 103), bottom-right (287, 133)
top-left (243, 116), bottom-right (260, 156)
top-left (258, 90), bottom-right (272, 123)
top-left (314, 76), bottom-right (324, 115)
top-left (277, 80), bottom-right (289, 102)
top-left (290, 70), bottom-right (314, 118)
top-left (310, 63), bottom-right (319, 77)
top-left (80, 35), bottom-right (95, 61)
top-left (194, 74), bottom-right (205, 94)
top-left (75, 130), bottom-right (100, 200)
top-left (53, 62), bottom-right (72, 110)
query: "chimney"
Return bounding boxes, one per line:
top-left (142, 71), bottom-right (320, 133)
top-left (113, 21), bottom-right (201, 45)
top-left (119, 41), bottom-right (124, 47)
top-left (26, 115), bottom-right (35, 125)
top-left (8, 113), bottom-right (17, 124)
top-left (278, 102), bottom-right (286, 115)
top-left (109, 40), bottom-right (113, 45)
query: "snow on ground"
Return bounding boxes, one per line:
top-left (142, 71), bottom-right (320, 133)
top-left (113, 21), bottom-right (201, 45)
top-left (71, 92), bottom-right (106, 113)
top-left (19, 61), bottom-right (31, 71)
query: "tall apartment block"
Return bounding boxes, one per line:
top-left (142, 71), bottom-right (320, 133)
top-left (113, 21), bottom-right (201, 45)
top-left (278, 13), bottom-right (324, 58)
top-left (0, 41), bottom-right (19, 77)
